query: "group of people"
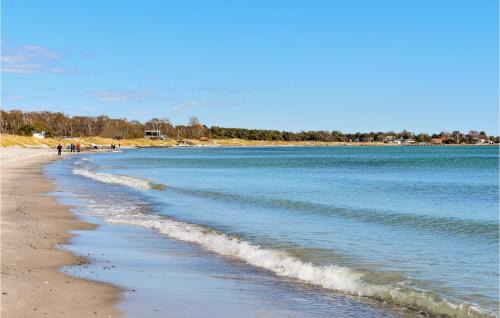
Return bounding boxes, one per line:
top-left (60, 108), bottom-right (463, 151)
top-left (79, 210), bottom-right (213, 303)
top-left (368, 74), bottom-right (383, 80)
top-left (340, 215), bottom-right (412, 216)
top-left (69, 143), bottom-right (81, 153)
top-left (56, 143), bottom-right (81, 156)
top-left (56, 143), bottom-right (119, 155)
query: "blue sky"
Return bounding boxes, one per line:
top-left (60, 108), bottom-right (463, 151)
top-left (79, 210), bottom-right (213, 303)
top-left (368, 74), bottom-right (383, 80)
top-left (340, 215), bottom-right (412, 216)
top-left (2, 0), bottom-right (498, 134)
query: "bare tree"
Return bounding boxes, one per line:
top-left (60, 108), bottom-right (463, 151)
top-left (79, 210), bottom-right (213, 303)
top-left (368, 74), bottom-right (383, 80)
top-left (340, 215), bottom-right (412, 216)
top-left (188, 116), bottom-right (203, 138)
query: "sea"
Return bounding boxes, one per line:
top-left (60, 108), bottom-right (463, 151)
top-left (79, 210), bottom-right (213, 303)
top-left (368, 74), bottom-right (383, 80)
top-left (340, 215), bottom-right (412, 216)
top-left (45, 146), bottom-right (499, 318)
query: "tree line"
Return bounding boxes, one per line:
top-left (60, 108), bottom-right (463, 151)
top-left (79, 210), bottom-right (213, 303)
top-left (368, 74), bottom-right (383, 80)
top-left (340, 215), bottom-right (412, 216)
top-left (1, 109), bottom-right (497, 144)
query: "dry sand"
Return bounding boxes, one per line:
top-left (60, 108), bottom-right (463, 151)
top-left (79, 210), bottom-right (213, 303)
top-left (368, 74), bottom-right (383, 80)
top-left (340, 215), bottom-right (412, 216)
top-left (1, 148), bottom-right (121, 317)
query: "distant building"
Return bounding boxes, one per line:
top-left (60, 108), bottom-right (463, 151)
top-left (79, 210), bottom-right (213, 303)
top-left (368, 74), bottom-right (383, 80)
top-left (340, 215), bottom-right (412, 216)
top-left (32, 131), bottom-right (45, 139)
top-left (477, 138), bottom-right (494, 144)
top-left (144, 130), bottom-right (163, 139)
top-left (432, 137), bottom-right (443, 145)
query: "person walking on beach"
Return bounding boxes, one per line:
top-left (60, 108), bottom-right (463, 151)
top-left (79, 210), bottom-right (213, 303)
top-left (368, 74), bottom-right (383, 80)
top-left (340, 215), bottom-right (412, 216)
top-left (57, 144), bottom-right (62, 156)
top-left (70, 143), bottom-right (75, 152)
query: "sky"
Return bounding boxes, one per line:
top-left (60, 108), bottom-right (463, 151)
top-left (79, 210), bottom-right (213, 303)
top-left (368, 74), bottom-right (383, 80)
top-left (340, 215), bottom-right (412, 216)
top-left (1, 0), bottom-right (498, 134)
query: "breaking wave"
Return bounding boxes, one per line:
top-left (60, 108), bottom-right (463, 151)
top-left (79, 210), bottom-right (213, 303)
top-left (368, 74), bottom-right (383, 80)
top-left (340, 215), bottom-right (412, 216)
top-left (86, 202), bottom-right (494, 318)
top-left (69, 168), bottom-right (498, 240)
top-left (73, 168), bottom-right (165, 190)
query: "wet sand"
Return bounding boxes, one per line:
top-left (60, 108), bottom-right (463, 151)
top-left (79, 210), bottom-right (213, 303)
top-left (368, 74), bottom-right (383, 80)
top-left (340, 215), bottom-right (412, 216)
top-left (1, 148), bottom-right (121, 317)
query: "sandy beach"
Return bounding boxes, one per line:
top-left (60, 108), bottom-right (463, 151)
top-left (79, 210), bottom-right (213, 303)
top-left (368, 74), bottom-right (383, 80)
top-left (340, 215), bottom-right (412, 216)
top-left (1, 148), bottom-right (120, 317)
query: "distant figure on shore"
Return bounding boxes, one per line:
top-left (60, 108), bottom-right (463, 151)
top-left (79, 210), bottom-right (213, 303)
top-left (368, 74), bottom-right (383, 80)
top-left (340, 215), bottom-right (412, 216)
top-left (76, 143), bottom-right (81, 152)
top-left (70, 144), bottom-right (75, 152)
top-left (57, 144), bottom-right (62, 156)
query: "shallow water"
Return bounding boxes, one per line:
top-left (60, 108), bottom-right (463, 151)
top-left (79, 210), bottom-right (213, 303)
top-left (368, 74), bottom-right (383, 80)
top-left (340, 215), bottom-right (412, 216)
top-left (47, 146), bottom-right (499, 317)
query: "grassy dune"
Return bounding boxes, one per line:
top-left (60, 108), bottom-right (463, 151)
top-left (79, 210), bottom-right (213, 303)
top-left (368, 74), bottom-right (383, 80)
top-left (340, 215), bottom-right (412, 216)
top-left (0, 134), bottom-right (177, 148)
top-left (0, 133), bottom-right (386, 148)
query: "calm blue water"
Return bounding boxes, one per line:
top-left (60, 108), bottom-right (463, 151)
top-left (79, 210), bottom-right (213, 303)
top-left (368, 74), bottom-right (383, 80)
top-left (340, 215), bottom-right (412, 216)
top-left (47, 146), bottom-right (499, 317)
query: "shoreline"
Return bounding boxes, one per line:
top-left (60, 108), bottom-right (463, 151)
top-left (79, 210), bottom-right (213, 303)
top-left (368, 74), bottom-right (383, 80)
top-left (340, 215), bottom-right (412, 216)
top-left (1, 134), bottom-right (496, 148)
top-left (1, 146), bottom-right (497, 317)
top-left (1, 148), bottom-right (121, 317)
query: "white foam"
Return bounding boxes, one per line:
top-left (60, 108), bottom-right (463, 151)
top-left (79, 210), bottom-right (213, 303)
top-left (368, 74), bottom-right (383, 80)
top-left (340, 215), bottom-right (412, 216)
top-left (73, 168), bottom-right (152, 190)
top-left (87, 206), bottom-right (494, 318)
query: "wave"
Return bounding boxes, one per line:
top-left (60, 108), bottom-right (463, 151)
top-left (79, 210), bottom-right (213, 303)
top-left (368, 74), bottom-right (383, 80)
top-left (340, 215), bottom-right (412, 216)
top-left (86, 205), bottom-right (493, 318)
top-left (75, 158), bottom-right (93, 165)
top-left (73, 168), bottom-right (165, 190)
top-left (70, 168), bottom-right (496, 316)
top-left (171, 188), bottom-right (499, 240)
top-left (73, 167), bottom-right (498, 239)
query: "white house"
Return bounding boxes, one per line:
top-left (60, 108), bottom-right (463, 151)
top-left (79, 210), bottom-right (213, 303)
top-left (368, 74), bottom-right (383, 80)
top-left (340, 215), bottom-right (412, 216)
top-left (144, 130), bottom-right (165, 139)
top-left (32, 131), bottom-right (46, 139)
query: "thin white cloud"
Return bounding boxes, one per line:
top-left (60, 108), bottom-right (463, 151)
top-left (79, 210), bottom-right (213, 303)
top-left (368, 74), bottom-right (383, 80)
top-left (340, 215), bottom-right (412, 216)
top-left (1, 43), bottom-right (64, 74)
top-left (172, 100), bottom-right (200, 112)
top-left (1, 92), bottom-right (24, 101)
